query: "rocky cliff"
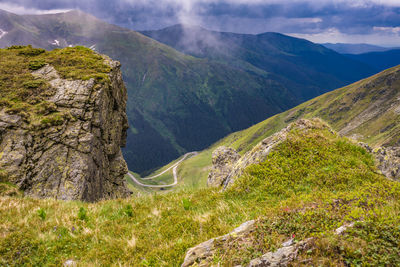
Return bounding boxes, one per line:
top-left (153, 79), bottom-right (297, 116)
top-left (0, 46), bottom-right (131, 201)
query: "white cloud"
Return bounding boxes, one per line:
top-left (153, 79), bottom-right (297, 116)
top-left (0, 28), bottom-right (8, 39)
top-left (373, 26), bottom-right (400, 34)
top-left (0, 2), bottom-right (70, 15)
top-left (120, 0), bottom-right (400, 7)
top-left (289, 27), bottom-right (400, 46)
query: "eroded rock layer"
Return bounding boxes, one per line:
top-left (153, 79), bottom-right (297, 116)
top-left (0, 58), bottom-right (131, 201)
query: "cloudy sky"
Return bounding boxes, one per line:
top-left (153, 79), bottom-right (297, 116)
top-left (0, 0), bottom-right (399, 46)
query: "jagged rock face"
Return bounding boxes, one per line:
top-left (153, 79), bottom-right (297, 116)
top-left (207, 146), bottom-right (240, 187)
top-left (375, 147), bottom-right (400, 180)
top-left (208, 119), bottom-right (331, 189)
top-left (0, 58), bottom-right (131, 201)
top-left (359, 144), bottom-right (400, 181)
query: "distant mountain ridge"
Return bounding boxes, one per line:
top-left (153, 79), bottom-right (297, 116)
top-left (345, 49), bottom-right (400, 72)
top-left (142, 24), bottom-right (376, 100)
top-left (0, 10), bottom-right (377, 173)
top-left (321, 43), bottom-right (395, 54)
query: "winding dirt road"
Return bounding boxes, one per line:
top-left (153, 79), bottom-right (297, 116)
top-left (128, 152), bottom-right (198, 188)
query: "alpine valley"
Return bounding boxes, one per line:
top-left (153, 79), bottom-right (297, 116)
top-left (0, 9), bottom-right (377, 173)
top-left (1, 4), bottom-right (400, 267)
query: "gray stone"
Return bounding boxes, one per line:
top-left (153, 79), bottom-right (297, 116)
top-left (335, 222), bottom-right (355, 235)
top-left (248, 238), bottom-right (313, 267)
top-left (207, 146), bottom-right (240, 187)
top-left (359, 143), bottom-right (400, 181)
top-left (0, 56), bottom-right (131, 202)
top-left (63, 259), bottom-right (77, 267)
top-left (181, 220), bottom-right (256, 267)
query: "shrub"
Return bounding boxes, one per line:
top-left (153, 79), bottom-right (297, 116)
top-left (18, 45), bottom-right (45, 56)
top-left (124, 204), bottom-right (134, 217)
top-left (182, 198), bottom-right (192, 210)
top-left (23, 80), bottom-right (45, 89)
top-left (37, 208), bottom-right (46, 220)
top-left (78, 207), bottom-right (88, 221)
top-left (7, 45), bottom-right (25, 50)
top-left (28, 60), bottom-right (46, 71)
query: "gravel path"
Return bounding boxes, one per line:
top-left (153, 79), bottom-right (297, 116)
top-left (128, 152), bottom-right (198, 188)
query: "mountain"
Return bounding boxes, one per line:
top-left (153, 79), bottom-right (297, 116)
top-left (0, 10), bottom-right (376, 173)
top-left (156, 64), bottom-right (400, 189)
top-left (142, 24), bottom-right (376, 101)
top-left (345, 49), bottom-right (400, 72)
top-left (321, 43), bottom-right (394, 54)
top-left (1, 42), bottom-right (399, 266)
top-left (0, 9), bottom-right (297, 172)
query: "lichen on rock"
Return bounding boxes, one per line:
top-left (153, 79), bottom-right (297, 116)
top-left (207, 146), bottom-right (240, 187)
top-left (359, 143), bottom-right (400, 181)
top-left (181, 220), bottom-right (256, 267)
top-left (0, 52), bottom-right (131, 201)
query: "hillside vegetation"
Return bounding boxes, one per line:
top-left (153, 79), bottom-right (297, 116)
top-left (0, 9), bottom-right (376, 173)
top-left (142, 24), bottom-right (375, 101)
top-left (159, 64), bottom-right (400, 189)
top-left (1, 119), bottom-right (399, 266)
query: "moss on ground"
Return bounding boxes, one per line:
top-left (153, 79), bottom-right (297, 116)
top-left (1, 121), bottom-right (399, 266)
top-left (0, 45), bottom-right (111, 127)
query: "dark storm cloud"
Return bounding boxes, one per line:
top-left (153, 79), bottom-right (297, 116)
top-left (0, 0), bottom-right (399, 45)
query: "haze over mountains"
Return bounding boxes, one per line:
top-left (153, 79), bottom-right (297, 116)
top-left (0, 9), bottom-right (385, 173)
top-left (321, 42), bottom-right (400, 72)
top-left (346, 49), bottom-right (400, 73)
top-left (321, 43), bottom-right (396, 54)
top-left (142, 24), bottom-right (375, 101)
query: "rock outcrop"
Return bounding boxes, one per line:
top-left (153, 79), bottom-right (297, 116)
top-left (182, 220), bottom-right (256, 267)
top-left (207, 146), bottom-right (240, 187)
top-left (207, 119), bottom-right (331, 189)
top-left (182, 220), bottom-right (356, 267)
top-left (359, 143), bottom-right (400, 181)
top-left (0, 57), bottom-right (131, 201)
top-left (247, 238), bottom-right (314, 267)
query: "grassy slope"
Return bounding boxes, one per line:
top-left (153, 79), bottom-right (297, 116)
top-left (0, 10), bottom-right (379, 174)
top-left (164, 64), bottom-right (400, 189)
top-left (0, 10), bottom-right (298, 173)
top-left (1, 121), bottom-right (399, 266)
